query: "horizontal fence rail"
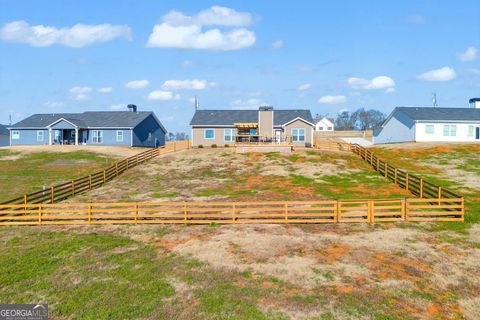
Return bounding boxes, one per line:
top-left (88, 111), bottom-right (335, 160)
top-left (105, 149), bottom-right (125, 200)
top-left (0, 198), bottom-right (464, 226)
top-left (0, 140), bottom-right (191, 207)
top-left (313, 139), bottom-right (352, 152)
top-left (351, 144), bottom-right (463, 200)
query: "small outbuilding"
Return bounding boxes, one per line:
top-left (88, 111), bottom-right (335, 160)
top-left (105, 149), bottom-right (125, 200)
top-left (314, 117), bottom-right (335, 132)
top-left (8, 106), bottom-right (167, 147)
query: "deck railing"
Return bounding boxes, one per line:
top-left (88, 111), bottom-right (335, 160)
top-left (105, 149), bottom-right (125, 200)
top-left (234, 135), bottom-right (293, 146)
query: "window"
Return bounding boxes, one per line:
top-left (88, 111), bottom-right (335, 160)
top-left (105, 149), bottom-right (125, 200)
top-left (11, 130), bottom-right (20, 140)
top-left (327, 126), bottom-right (333, 131)
top-left (318, 126), bottom-right (324, 131)
top-left (249, 128), bottom-right (257, 135)
top-left (468, 125), bottom-right (474, 137)
top-left (425, 125), bottom-right (434, 134)
top-left (292, 128), bottom-right (306, 142)
top-left (148, 132), bottom-right (152, 142)
top-left (443, 125), bottom-right (457, 137)
top-left (224, 129), bottom-right (236, 142)
top-left (204, 129), bottom-right (214, 139)
top-left (92, 130), bottom-right (103, 144)
top-left (116, 130), bottom-right (124, 142)
top-left (37, 131), bottom-right (44, 142)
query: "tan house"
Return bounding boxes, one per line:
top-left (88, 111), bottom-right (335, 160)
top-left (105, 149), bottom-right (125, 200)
top-left (190, 106), bottom-right (315, 147)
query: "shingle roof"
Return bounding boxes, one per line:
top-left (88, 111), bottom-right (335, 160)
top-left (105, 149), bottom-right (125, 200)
top-left (395, 107), bottom-right (480, 121)
top-left (10, 111), bottom-right (159, 129)
top-left (190, 109), bottom-right (314, 126)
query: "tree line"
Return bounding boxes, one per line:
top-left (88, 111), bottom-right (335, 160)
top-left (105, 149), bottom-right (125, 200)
top-left (317, 108), bottom-right (386, 131)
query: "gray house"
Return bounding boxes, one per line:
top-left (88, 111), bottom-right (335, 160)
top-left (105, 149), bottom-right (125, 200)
top-left (8, 107), bottom-right (167, 147)
top-left (190, 106), bottom-right (315, 147)
top-left (374, 105), bottom-right (480, 144)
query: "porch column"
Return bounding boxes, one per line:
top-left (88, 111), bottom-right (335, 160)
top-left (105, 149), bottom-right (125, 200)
top-left (75, 128), bottom-right (79, 145)
top-left (48, 128), bottom-right (52, 145)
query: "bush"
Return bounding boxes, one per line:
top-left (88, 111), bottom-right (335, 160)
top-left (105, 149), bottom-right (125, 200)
top-left (211, 144), bottom-right (217, 148)
top-left (198, 144), bottom-right (204, 148)
top-left (224, 144), bottom-right (229, 148)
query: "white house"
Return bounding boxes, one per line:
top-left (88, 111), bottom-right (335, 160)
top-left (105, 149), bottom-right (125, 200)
top-left (373, 99), bottom-right (480, 144)
top-left (314, 117), bottom-right (335, 132)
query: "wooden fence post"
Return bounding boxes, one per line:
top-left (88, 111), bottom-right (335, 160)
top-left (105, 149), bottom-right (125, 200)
top-left (72, 180), bottom-right (75, 196)
top-left (183, 202), bottom-right (187, 224)
top-left (23, 194), bottom-right (27, 211)
top-left (135, 203), bottom-right (139, 224)
top-left (115, 163), bottom-right (119, 176)
top-left (401, 198), bottom-right (406, 221)
top-left (405, 199), bottom-right (409, 222)
top-left (232, 203), bottom-right (236, 223)
top-left (368, 200), bottom-right (374, 224)
top-left (334, 200), bottom-right (339, 223)
top-left (438, 187), bottom-right (442, 205)
top-left (460, 198), bottom-right (465, 222)
top-left (103, 170), bottom-right (106, 184)
top-left (394, 168), bottom-right (398, 185)
top-left (89, 175), bottom-right (92, 190)
top-left (126, 158), bottom-right (129, 170)
top-left (405, 173), bottom-right (409, 192)
top-left (284, 203), bottom-right (288, 223)
top-left (420, 179), bottom-right (424, 198)
top-left (38, 204), bottom-right (42, 224)
top-left (384, 163), bottom-right (388, 178)
top-left (88, 204), bottom-right (92, 224)
top-left (376, 158), bottom-right (380, 171)
top-left (50, 186), bottom-right (54, 203)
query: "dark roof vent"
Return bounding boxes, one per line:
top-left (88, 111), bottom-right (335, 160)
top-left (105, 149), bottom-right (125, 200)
top-left (259, 106), bottom-right (273, 111)
top-left (127, 104), bottom-right (137, 112)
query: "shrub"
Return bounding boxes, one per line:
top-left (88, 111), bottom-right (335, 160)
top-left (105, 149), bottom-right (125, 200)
top-left (224, 144), bottom-right (229, 148)
top-left (211, 144), bottom-right (217, 148)
top-left (198, 144), bottom-right (204, 148)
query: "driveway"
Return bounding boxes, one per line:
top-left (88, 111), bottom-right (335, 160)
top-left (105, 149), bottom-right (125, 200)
top-left (341, 137), bottom-right (373, 147)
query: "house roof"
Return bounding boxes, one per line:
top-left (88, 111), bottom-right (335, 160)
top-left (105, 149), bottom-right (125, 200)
top-left (10, 111), bottom-right (162, 129)
top-left (394, 107), bottom-right (480, 122)
top-left (313, 117), bottom-right (334, 125)
top-left (190, 109), bottom-right (314, 126)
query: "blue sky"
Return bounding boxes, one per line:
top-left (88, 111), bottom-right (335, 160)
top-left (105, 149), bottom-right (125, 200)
top-left (0, 0), bottom-right (479, 133)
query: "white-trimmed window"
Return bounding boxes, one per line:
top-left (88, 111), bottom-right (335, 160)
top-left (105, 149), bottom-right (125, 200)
top-left (292, 128), bottom-right (306, 142)
top-left (116, 130), bottom-right (124, 142)
top-left (11, 130), bottom-right (20, 140)
top-left (148, 132), bottom-right (152, 142)
top-left (425, 125), bottom-right (434, 134)
top-left (468, 125), bottom-right (474, 137)
top-left (37, 130), bottom-right (44, 142)
top-left (224, 129), bottom-right (236, 142)
top-left (92, 130), bottom-right (103, 144)
top-left (443, 125), bottom-right (457, 137)
top-left (327, 126), bottom-right (333, 131)
top-left (318, 126), bottom-right (324, 131)
top-left (204, 129), bottom-right (215, 139)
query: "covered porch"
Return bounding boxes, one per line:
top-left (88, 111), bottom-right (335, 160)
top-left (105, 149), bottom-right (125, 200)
top-left (233, 123), bottom-right (292, 146)
top-left (49, 128), bottom-right (87, 145)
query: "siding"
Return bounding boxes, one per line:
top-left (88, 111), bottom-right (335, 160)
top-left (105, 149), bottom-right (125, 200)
top-left (258, 110), bottom-right (273, 137)
top-left (373, 111), bottom-right (415, 144)
top-left (50, 120), bottom-right (76, 130)
top-left (192, 127), bottom-right (235, 147)
top-left (415, 122), bottom-right (480, 142)
top-left (132, 114), bottom-right (166, 147)
top-left (10, 129), bottom-right (49, 145)
top-left (284, 119), bottom-right (314, 147)
top-left (84, 129), bottom-right (132, 146)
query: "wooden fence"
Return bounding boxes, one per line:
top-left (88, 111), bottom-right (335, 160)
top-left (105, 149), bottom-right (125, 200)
top-left (351, 144), bottom-right (462, 200)
top-left (0, 198), bottom-right (464, 226)
top-left (0, 140), bottom-right (191, 206)
top-left (313, 139), bottom-right (352, 151)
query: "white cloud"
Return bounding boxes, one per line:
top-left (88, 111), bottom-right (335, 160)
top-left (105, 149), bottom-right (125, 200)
top-left (161, 6), bottom-right (253, 27)
top-left (272, 40), bottom-right (284, 49)
top-left (457, 47), bottom-right (478, 62)
top-left (125, 80), bottom-right (149, 89)
top-left (347, 76), bottom-right (395, 90)
top-left (407, 15), bottom-right (426, 24)
top-left (146, 6), bottom-right (256, 50)
top-left (417, 66), bottom-right (456, 82)
top-left (161, 79), bottom-right (216, 90)
top-left (0, 20), bottom-right (131, 47)
top-left (147, 90), bottom-right (174, 101)
top-left (298, 83), bottom-right (312, 91)
top-left (109, 104), bottom-right (126, 110)
top-left (98, 87), bottom-right (113, 93)
top-left (318, 95), bottom-right (347, 104)
top-left (69, 86), bottom-right (92, 100)
top-left (44, 101), bottom-right (65, 108)
top-left (230, 98), bottom-right (265, 109)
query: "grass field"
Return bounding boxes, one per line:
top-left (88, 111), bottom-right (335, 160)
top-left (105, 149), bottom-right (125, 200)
top-left (1, 145), bottom-right (479, 319)
top-left (70, 148), bottom-right (411, 203)
top-left (0, 148), bottom-right (121, 202)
